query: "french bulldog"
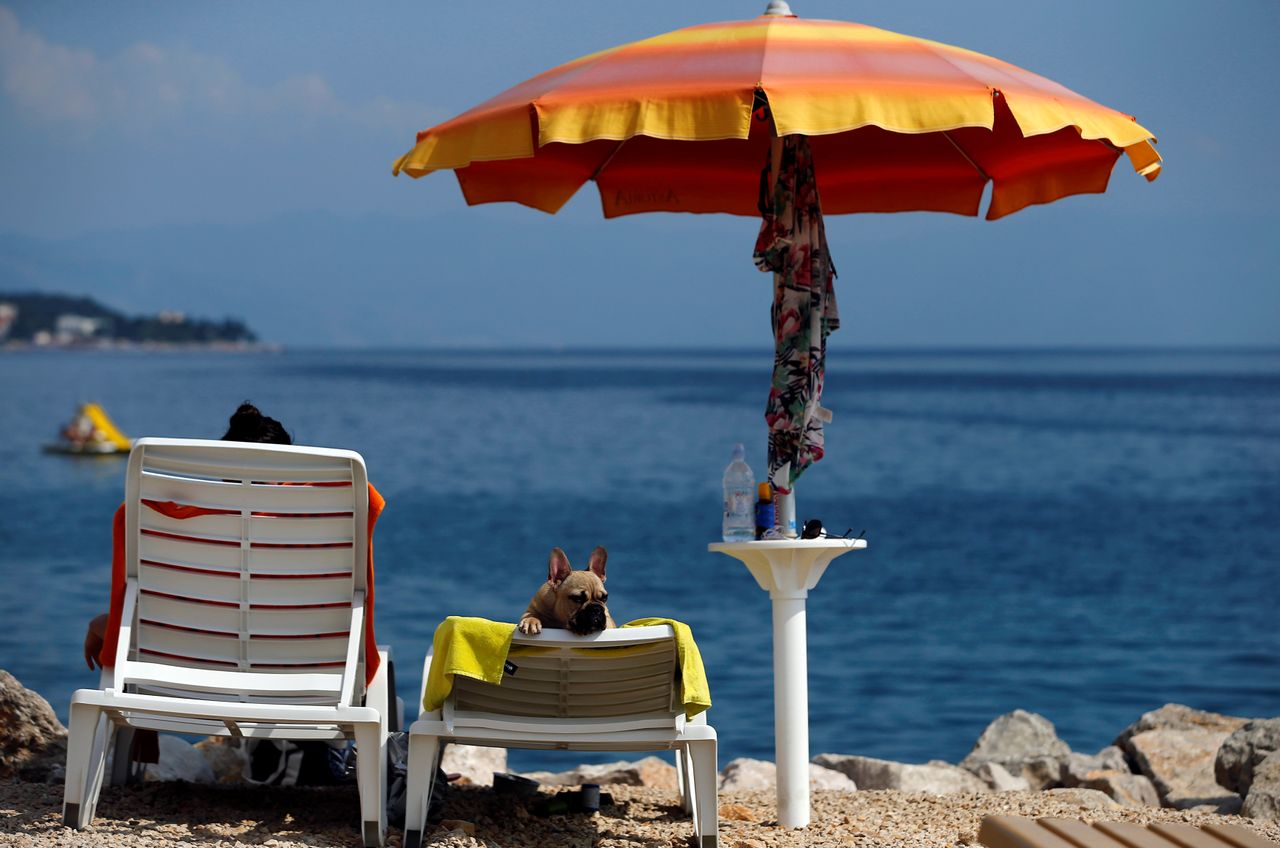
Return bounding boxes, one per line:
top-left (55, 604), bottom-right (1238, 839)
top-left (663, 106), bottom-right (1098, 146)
top-left (518, 546), bottom-right (615, 636)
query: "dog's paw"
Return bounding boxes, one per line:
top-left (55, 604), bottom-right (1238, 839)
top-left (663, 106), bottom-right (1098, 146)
top-left (518, 616), bottom-right (542, 635)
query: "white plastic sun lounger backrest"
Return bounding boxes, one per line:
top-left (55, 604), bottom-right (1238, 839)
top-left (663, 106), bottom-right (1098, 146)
top-left (445, 625), bottom-right (682, 734)
top-left (113, 438), bottom-right (370, 707)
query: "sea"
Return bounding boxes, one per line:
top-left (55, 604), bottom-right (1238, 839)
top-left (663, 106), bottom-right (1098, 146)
top-left (1, 347), bottom-right (1277, 773)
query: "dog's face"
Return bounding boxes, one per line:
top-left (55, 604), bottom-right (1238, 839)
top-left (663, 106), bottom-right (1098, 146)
top-left (551, 549), bottom-right (610, 635)
top-left (520, 546), bottom-right (613, 636)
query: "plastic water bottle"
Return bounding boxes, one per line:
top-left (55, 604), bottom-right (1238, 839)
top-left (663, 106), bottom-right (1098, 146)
top-left (722, 443), bottom-right (756, 542)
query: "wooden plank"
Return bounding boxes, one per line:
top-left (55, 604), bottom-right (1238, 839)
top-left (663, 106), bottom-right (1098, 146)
top-left (1094, 821), bottom-right (1183, 848)
top-left (1150, 822), bottom-right (1252, 848)
top-left (978, 816), bottom-right (1083, 848)
top-left (1201, 823), bottom-right (1279, 848)
top-left (1040, 818), bottom-right (1137, 848)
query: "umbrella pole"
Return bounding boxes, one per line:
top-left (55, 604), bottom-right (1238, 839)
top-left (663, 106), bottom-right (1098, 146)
top-left (773, 590), bottom-right (809, 827)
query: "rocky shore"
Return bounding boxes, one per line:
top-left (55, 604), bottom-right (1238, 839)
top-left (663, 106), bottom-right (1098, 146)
top-left (3, 670), bottom-right (1277, 847)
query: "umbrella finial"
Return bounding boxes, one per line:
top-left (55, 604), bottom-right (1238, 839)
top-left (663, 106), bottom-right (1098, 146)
top-left (763, 0), bottom-right (794, 16)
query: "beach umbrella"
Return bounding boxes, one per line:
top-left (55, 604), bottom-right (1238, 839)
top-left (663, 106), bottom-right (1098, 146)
top-left (393, 0), bottom-right (1161, 522)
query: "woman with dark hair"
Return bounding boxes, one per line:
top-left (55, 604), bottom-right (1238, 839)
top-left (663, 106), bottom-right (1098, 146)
top-left (221, 401), bottom-right (293, 445)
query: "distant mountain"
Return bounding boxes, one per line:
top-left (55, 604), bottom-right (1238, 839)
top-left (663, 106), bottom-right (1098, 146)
top-left (0, 291), bottom-right (256, 345)
top-left (0, 210), bottom-right (758, 348)
top-left (0, 205), bottom-right (1273, 348)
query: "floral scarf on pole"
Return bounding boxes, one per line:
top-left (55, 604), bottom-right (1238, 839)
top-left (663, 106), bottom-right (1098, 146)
top-left (753, 134), bottom-right (840, 491)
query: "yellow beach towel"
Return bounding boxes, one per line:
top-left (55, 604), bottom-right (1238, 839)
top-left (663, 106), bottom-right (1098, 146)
top-left (421, 616), bottom-right (712, 720)
top-left (422, 616), bottom-right (516, 712)
top-left (624, 618), bottom-right (712, 720)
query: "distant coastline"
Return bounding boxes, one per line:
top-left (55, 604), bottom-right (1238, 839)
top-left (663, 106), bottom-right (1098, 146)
top-left (0, 291), bottom-right (273, 351)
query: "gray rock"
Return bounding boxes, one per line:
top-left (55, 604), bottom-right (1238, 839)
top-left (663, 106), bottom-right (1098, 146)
top-left (719, 758), bottom-right (856, 792)
top-left (194, 736), bottom-right (248, 784)
top-left (1059, 755), bottom-right (1095, 789)
top-left (813, 754), bottom-right (988, 795)
top-left (719, 757), bottom-right (773, 791)
top-left (1077, 769), bottom-right (1161, 807)
top-left (1060, 746), bottom-right (1130, 788)
top-left (522, 755), bottom-right (675, 789)
top-left (520, 768), bottom-right (576, 785)
top-left (1165, 792), bottom-right (1243, 815)
top-left (1216, 718), bottom-right (1280, 796)
top-left (628, 755), bottom-right (679, 790)
top-left (143, 735), bottom-right (215, 783)
top-left (809, 763), bottom-right (858, 792)
top-left (1042, 787), bottom-right (1121, 810)
top-left (1128, 727), bottom-right (1239, 810)
top-left (1189, 804), bottom-right (1246, 816)
top-left (441, 744), bottom-right (506, 787)
top-left (0, 669), bottom-right (68, 781)
top-left (1022, 757), bottom-right (1065, 791)
top-left (960, 710), bottom-right (1071, 789)
top-left (1242, 751), bottom-right (1280, 821)
top-left (970, 761), bottom-right (1030, 793)
top-left (1114, 704), bottom-right (1248, 753)
top-left (1096, 745), bottom-right (1130, 772)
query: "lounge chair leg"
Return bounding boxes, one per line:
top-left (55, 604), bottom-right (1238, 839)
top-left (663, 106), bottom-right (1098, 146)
top-left (62, 700), bottom-right (110, 829)
top-left (367, 649), bottom-right (392, 728)
top-left (403, 732), bottom-right (441, 847)
top-left (686, 735), bottom-right (718, 848)
top-left (353, 722), bottom-right (387, 847)
top-left (373, 648), bottom-right (402, 733)
top-left (674, 748), bottom-right (693, 814)
top-left (108, 725), bottom-right (133, 787)
top-left (683, 747), bottom-right (700, 837)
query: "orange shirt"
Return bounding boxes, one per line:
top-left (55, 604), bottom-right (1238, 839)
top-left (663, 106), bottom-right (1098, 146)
top-left (99, 484), bottom-right (386, 686)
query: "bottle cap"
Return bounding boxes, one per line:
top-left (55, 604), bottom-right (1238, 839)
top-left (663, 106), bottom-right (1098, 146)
top-left (758, 482), bottom-right (772, 501)
top-left (731, 443), bottom-right (745, 460)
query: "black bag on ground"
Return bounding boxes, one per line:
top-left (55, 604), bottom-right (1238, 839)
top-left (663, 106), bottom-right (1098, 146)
top-left (246, 740), bottom-right (349, 786)
top-left (385, 732), bottom-right (448, 828)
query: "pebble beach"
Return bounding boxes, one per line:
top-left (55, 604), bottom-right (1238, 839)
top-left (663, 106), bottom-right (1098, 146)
top-left (4, 663), bottom-right (1278, 848)
top-left (3, 779), bottom-right (1279, 848)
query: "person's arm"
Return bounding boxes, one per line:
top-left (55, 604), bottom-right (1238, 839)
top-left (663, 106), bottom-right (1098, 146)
top-left (83, 613), bottom-right (108, 670)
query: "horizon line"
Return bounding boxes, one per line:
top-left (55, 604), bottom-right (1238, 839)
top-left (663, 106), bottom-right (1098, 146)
top-left (8, 343), bottom-right (1278, 356)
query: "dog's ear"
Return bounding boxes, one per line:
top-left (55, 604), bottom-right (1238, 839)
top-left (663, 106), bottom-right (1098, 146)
top-left (587, 546), bottom-right (607, 581)
top-left (548, 547), bottom-right (572, 585)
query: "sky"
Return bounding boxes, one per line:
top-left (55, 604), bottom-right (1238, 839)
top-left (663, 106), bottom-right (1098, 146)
top-left (0, 0), bottom-right (1277, 348)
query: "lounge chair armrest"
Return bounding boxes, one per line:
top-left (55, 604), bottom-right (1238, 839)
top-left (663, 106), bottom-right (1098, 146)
top-left (106, 581), bottom-right (139, 689)
top-left (339, 591), bottom-right (366, 707)
top-left (418, 653), bottom-right (433, 719)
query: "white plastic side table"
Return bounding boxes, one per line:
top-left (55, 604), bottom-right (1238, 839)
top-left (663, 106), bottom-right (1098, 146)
top-left (708, 538), bottom-right (867, 829)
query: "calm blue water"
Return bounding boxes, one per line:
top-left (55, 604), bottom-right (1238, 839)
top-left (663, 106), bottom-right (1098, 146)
top-left (1, 348), bottom-right (1277, 773)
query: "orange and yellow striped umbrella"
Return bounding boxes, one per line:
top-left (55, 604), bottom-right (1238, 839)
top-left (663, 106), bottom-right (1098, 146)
top-left (393, 4), bottom-right (1160, 220)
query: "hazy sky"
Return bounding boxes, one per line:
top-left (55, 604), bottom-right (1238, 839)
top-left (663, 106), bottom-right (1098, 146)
top-left (1, 1), bottom-right (1277, 347)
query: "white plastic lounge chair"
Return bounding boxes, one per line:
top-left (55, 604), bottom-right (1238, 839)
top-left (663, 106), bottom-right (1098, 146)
top-left (62, 438), bottom-right (392, 847)
top-left (403, 624), bottom-right (718, 848)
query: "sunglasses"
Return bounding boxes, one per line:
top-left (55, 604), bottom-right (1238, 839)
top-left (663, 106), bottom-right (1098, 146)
top-left (801, 520), bottom-right (865, 541)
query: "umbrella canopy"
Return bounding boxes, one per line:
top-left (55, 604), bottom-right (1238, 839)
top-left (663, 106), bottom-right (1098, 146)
top-left (393, 5), bottom-right (1160, 221)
